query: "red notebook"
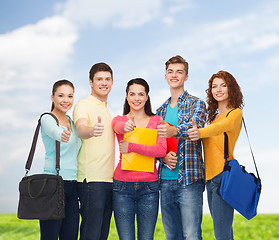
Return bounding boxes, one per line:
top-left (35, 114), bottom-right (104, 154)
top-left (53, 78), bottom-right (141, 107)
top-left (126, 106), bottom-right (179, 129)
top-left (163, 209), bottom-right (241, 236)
top-left (166, 122), bottom-right (179, 154)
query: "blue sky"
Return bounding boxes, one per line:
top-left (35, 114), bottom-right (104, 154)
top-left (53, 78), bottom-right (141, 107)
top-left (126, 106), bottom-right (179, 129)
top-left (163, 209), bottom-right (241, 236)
top-left (0, 0), bottom-right (278, 214)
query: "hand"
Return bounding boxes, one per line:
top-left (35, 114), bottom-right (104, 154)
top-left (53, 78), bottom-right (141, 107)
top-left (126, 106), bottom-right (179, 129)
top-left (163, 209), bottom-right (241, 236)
top-left (119, 140), bottom-right (129, 154)
top-left (124, 114), bottom-right (136, 132)
top-left (61, 123), bottom-right (71, 143)
top-left (163, 151), bottom-right (178, 170)
top-left (91, 116), bottom-right (104, 137)
top-left (187, 118), bottom-right (200, 141)
top-left (157, 117), bottom-right (177, 138)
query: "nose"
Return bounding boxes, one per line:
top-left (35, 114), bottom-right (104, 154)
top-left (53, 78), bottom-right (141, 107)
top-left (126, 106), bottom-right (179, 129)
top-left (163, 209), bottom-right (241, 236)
top-left (101, 79), bottom-right (107, 85)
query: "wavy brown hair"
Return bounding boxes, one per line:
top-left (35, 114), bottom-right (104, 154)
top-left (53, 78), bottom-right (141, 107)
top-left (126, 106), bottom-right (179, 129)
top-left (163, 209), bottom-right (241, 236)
top-left (206, 70), bottom-right (244, 123)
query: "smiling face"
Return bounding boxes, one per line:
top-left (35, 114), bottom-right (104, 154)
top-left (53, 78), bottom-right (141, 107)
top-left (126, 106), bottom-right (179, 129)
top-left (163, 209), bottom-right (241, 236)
top-left (90, 71), bottom-right (113, 102)
top-left (211, 77), bottom-right (229, 105)
top-left (126, 83), bottom-right (148, 112)
top-left (51, 84), bottom-right (74, 113)
top-left (165, 63), bottom-right (188, 90)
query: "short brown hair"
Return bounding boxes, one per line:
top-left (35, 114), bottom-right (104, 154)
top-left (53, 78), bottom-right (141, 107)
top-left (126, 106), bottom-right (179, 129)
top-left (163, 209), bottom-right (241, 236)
top-left (89, 62), bottom-right (113, 81)
top-left (165, 55), bottom-right (189, 75)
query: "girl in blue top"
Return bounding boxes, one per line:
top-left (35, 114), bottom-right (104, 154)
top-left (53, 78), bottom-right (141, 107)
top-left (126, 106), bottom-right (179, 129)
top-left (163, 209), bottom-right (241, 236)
top-left (40, 80), bottom-right (81, 240)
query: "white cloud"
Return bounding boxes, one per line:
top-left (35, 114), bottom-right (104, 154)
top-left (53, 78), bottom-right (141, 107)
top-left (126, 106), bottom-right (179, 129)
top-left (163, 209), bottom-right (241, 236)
top-left (61, 0), bottom-right (162, 28)
top-left (168, 0), bottom-right (195, 14)
top-left (162, 17), bottom-right (174, 26)
top-left (0, 15), bottom-right (78, 91)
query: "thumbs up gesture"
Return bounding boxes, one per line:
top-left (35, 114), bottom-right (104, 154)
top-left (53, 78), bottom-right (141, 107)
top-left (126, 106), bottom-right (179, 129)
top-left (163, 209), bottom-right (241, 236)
top-left (157, 117), bottom-right (177, 138)
top-left (187, 118), bottom-right (200, 141)
top-left (61, 122), bottom-right (71, 143)
top-left (92, 116), bottom-right (104, 137)
top-left (124, 114), bottom-right (136, 132)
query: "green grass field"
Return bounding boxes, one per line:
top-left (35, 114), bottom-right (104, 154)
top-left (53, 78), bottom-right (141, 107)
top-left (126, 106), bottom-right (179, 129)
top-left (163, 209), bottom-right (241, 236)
top-left (0, 214), bottom-right (278, 239)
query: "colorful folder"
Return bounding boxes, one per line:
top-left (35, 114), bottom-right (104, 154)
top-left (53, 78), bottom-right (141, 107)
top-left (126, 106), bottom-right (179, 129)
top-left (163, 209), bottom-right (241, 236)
top-left (121, 127), bottom-right (157, 172)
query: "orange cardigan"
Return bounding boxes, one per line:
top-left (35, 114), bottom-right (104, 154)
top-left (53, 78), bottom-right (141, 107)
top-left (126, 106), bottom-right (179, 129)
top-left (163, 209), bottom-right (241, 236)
top-left (199, 108), bottom-right (242, 181)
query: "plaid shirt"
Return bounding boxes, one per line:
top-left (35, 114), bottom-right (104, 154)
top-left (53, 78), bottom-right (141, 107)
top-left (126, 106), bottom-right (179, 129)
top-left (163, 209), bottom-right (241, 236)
top-left (156, 90), bottom-right (207, 187)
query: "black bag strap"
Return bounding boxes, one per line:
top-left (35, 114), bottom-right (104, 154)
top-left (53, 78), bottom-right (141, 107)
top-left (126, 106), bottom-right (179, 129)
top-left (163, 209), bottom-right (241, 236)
top-left (224, 109), bottom-right (261, 181)
top-left (25, 113), bottom-right (60, 176)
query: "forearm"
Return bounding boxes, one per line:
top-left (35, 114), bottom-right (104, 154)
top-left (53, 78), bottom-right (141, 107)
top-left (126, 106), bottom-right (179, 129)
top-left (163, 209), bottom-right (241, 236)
top-left (168, 126), bottom-right (178, 138)
top-left (177, 101), bottom-right (207, 139)
top-left (199, 109), bottom-right (242, 138)
top-left (128, 138), bottom-right (167, 158)
top-left (112, 118), bottom-right (126, 135)
top-left (41, 116), bottom-right (63, 142)
top-left (76, 124), bottom-right (94, 139)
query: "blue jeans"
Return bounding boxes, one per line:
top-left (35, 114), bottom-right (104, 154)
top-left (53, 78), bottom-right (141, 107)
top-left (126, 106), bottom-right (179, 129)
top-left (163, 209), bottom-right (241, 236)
top-left (206, 173), bottom-right (234, 240)
top-left (40, 180), bottom-right (79, 240)
top-left (160, 179), bottom-right (204, 240)
top-left (78, 180), bottom-right (113, 240)
top-left (113, 180), bottom-right (159, 240)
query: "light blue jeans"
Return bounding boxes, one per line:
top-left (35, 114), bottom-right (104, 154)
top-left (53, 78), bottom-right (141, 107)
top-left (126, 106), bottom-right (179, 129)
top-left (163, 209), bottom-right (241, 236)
top-left (206, 173), bottom-right (234, 240)
top-left (113, 180), bottom-right (159, 240)
top-left (160, 179), bottom-right (204, 240)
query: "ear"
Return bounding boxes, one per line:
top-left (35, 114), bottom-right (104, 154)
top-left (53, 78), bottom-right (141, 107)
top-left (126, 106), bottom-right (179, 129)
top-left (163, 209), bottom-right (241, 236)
top-left (89, 78), bottom-right (93, 87)
top-left (184, 74), bottom-right (189, 82)
top-left (146, 94), bottom-right (149, 101)
top-left (51, 94), bottom-right (54, 102)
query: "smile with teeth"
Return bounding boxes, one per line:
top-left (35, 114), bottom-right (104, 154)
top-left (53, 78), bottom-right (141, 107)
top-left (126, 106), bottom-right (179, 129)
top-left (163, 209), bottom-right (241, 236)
top-left (133, 102), bottom-right (141, 106)
top-left (61, 104), bottom-right (70, 108)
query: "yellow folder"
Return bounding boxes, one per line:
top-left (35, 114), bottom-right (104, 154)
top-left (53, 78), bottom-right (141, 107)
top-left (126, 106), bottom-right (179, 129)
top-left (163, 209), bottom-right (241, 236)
top-left (121, 127), bottom-right (158, 172)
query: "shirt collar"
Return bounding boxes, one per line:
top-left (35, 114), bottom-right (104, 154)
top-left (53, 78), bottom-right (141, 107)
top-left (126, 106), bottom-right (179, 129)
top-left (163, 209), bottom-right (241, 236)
top-left (88, 94), bottom-right (109, 107)
top-left (178, 90), bottom-right (189, 101)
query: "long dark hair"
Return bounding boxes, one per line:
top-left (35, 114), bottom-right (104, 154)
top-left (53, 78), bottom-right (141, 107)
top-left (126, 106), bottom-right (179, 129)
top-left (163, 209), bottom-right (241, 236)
top-left (123, 78), bottom-right (154, 116)
top-left (206, 71), bottom-right (244, 123)
top-left (51, 79), bottom-right (74, 111)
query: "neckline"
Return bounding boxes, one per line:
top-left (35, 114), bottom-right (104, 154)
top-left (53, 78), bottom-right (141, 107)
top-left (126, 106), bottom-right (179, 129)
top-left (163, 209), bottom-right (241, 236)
top-left (124, 115), bottom-right (152, 128)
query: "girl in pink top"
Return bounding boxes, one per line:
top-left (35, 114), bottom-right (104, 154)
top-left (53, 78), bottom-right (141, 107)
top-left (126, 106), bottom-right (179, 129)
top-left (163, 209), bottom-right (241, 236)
top-left (112, 78), bottom-right (167, 240)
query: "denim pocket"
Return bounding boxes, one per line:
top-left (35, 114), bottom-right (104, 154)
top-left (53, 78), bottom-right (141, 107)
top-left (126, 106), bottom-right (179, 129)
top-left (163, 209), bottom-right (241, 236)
top-left (146, 181), bottom-right (159, 193)
top-left (113, 181), bottom-right (125, 193)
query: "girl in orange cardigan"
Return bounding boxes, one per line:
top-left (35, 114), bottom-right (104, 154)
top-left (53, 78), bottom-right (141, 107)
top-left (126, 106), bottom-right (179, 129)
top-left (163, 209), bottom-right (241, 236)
top-left (188, 71), bottom-right (244, 240)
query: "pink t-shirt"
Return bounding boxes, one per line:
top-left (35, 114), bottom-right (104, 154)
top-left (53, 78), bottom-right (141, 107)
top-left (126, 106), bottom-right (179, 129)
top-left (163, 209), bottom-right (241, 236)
top-left (112, 115), bottom-right (167, 182)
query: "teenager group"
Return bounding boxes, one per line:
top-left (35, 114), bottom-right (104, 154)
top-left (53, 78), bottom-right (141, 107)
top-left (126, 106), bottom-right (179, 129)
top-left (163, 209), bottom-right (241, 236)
top-left (39, 55), bottom-right (244, 240)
